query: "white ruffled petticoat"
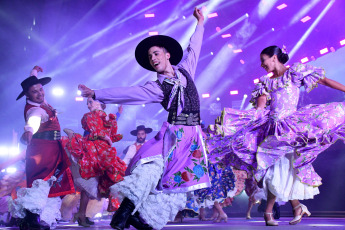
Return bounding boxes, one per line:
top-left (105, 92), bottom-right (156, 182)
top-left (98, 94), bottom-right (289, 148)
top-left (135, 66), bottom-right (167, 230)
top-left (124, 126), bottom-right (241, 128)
top-left (9, 177), bottom-right (62, 229)
top-left (65, 148), bottom-right (99, 199)
top-left (110, 157), bottom-right (187, 230)
top-left (263, 152), bottom-right (320, 203)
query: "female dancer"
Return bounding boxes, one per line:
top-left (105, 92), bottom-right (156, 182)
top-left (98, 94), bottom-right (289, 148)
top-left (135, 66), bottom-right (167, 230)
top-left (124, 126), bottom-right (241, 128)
top-left (63, 97), bottom-right (126, 226)
top-left (208, 45), bottom-right (345, 226)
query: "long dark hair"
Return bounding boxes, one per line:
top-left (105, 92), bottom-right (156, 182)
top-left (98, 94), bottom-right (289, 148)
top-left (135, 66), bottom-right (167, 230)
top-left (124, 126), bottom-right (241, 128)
top-left (261, 45), bottom-right (289, 64)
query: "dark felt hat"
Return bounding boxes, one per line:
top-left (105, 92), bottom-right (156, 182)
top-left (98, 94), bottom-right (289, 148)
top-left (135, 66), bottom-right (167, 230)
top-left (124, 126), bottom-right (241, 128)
top-left (130, 125), bottom-right (153, 136)
top-left (16, 75), bottom-right (51, 100)
top-left (135, 35), bottom-right (183, 71)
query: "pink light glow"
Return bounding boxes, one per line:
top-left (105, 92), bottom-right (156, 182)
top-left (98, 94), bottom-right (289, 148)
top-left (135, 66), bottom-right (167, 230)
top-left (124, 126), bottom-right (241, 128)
top-left (202, 93), bottom-right (210, 98)
top-left (230, 90), bottom-right (238, 95)
top-left (149, 31), bottom-right (159, 35)
top-left (228, 44), bottom-right (233, 49)
top-left (277, 3), bottom-right (287, 10)
top-left (240, 59), bottom-right (245, 64)
top-left (254, 78), bottom-right (260, 84)
top-left (145, 14), bottom-right (155, 18)
top-left (330, 47), bottom-right (335, 52)
top-left (267, 72), bottom-right (274, 78)
top-left (286, 65), bottom-right (290, 68)
top-left (301, 16), bottom-right (311, 23)
top-left (208, 13), bottom-right (218, 18)
top-left (75, 97), bottom-right (84, 101)
top-left (340, 39), bottom-right (345, 46)
top-left (221, 34), bottom-right (231, 38)
top-left (233, 49), bottom-right (243, 53)
top-left (301, 57), bottom-right (309, 63)
top-left (216, 27), bottom-right (221, 32)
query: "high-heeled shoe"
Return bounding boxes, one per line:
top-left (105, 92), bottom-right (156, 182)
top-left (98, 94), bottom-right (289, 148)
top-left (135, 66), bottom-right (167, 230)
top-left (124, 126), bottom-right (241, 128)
top-left (264, 212), bottom-right (278, 226)
top-left (214, 213), bottom-right (227, 223)
top-left (246, 214), bottom-right (252, 219)
top-left (85, 217), bottom-right (94, 225)
top-left (73, 213), bottom-right (90, 227)
top-left (289, 203), bottom-right (311, 225)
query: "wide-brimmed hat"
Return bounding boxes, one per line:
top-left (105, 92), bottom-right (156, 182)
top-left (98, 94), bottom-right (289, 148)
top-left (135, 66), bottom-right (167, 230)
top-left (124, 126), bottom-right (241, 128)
top-left (130, 125), bottom-right (153, 136)
top-left (16, 75), bottom-right (51, 100)
top-left (135, 35), bottom-right (183, 71)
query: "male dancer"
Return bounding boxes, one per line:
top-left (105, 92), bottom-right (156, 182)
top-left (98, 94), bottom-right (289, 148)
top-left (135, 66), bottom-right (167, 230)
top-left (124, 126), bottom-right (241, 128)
top-left (79, 8), bottom-right (209, 230)
top-left (122, 125), bottom-right (152, 165)
top-left (14, 66), bottom-right (74, 230)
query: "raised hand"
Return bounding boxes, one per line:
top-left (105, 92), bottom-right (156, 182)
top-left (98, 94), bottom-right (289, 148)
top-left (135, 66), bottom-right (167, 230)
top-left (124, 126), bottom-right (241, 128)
top-left (33, 66), bottom-right (43, 72)
top-left (78, 84), bottom-right (95, 98)
top-left (193, 7), bottom-right (204, 25)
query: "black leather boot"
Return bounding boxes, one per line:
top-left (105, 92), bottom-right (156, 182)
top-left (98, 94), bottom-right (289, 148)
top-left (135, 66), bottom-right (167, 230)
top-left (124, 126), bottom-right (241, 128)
top-left (110, 197), bottom-right (135, 230)
top-left (19, 210), bottom-right (50, 230)
top-left (126, 212), bottom-right (153, 230)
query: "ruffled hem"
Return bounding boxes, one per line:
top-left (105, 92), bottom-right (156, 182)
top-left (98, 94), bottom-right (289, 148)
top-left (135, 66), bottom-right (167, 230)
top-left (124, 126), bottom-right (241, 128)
top-left (9, 177), bottom-right (62, 228)
top-left (263, 152), bottom-right (319, 202)
top-left (110, 158), bottom-right (188, 229)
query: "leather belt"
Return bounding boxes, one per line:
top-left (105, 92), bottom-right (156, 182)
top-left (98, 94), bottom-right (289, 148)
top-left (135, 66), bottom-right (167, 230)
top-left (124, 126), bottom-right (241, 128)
top-left (32, 130), bottom-right (61, 140)
top-left (170, 112), bottom-right (200, 126)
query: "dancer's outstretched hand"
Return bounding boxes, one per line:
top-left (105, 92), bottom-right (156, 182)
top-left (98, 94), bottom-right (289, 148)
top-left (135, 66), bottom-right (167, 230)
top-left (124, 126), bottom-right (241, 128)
top-left (33, 66), bottom-right (43, 72)
top-left (78, 84), bottom-right (95, 98)
top-left (193, 7), bottom-right (204, 25)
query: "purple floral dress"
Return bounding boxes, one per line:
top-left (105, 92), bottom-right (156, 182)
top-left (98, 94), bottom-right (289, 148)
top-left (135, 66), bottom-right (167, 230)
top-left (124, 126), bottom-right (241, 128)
top-left (207, 63), bottom-right (345, 187)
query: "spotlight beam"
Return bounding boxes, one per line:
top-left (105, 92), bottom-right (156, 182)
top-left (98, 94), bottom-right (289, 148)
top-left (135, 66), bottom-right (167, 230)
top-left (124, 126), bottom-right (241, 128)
top-left (289, 0), bottom-right (335, 59)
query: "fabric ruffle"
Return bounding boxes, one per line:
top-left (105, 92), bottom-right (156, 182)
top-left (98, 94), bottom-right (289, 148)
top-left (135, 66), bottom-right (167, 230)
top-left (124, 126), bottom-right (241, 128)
top-left (250, 63), bottom-right (325, 107)
top-left (110, 158), bottom-right (187, 230)
top-left (263, 152), bottom-right (319, 202)
top-left (10, 177), bottom-right (62, 228)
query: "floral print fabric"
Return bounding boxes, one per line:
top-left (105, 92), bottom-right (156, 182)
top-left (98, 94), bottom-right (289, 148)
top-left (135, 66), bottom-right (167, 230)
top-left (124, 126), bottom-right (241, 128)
top-left (65, 110), bottom-right (126, 206)
top-left (207, 63), bottom-right (345, 187)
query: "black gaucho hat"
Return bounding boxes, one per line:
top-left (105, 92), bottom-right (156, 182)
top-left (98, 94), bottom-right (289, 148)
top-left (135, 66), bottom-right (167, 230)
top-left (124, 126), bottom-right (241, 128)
top-left (16, 75), bottom-right (51, 100)
top-left (135, 35), bottom-right (183, 72)
top-left (130, 125), bottom-right (153, 136)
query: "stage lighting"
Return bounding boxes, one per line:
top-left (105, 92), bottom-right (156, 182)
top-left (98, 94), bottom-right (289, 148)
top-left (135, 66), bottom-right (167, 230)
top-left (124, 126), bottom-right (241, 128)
top-left (77, 90), bottom-right (82, 95)
top-left (230, 90), bottom-right (238, 95)
top-left (233, 49), bottom-right (242, 53)
top-left (271, 28), bottom-right (275, 31)
top-left (243, 94), bottom-right (248, 98)
top-left (216, 97), bottom-right (220, 101)
top-left (267, 72), bottom-right (274, 77)
top-left (208, 13), bottom-right (218, 18)
top-left (330, 47), bottom-right (335, 52)
top-left (301, 57), bottom-right (309, 63)
top-left (145, 14), bottom-right (155, 18)
top-left (6, 167), bottom-right (17, 173)
top-left (216, 27), bottom-right (221, 32)
top-left (340, 39), bottom-right (345, 46)
top-left (286, 65), bottom-right (290, 68)
top-left (52, 87), bottom-right (64, 97)
top-left (202, 93), bottom-right (210, 98)
top-left (228, 44), bottom-right (233, 49)
top-left (0, 147), bottom-right (8, 156)
top-left (142, 104), bottom-right (145, 107)
top-left (240, 59), bottom-right (245, 64)
top-left (221, 34), bottom-right (231, 38)
top-left (95, 213), bottom-right (102, 218)
top-left (277, 3), bottom-right (287, 10)
top-left (9, 147), bottom-right (20, 156)
top-left (254, 79), bottom-right (260, 84)
top-left (149, 31), bottom-right (158, 36)
top-left (301, 16), bottom-right (311, 23)
top-left (320, 48), bottom-right (328, 55)
top-left (210, 52), bottom-right (214, 55)
top-left (182, 16), bottom-right (186, 20)
top-left (75, 97), bottom-right (84, 101)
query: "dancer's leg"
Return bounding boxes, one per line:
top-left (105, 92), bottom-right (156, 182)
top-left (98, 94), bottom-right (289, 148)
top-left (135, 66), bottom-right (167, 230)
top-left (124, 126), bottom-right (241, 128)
top-left (246, 199), bottom-right (254, 219)
top-left (264, 189), bottom-right (278, 226)
top-left (213, 201), bottom-right (227, 223)
top-left (74, 190), bottom-right (90, 227)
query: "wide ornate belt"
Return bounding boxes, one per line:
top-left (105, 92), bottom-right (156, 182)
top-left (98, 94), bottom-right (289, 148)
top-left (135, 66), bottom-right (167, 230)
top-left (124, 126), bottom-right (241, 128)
top-left (170, 112), bottom-right (200, 126)
top-left (32, 130), bottom-right (61, 140)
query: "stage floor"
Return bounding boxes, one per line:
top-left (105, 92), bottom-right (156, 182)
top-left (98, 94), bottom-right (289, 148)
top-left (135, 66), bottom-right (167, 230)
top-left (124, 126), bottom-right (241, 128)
top-left (2, 217), bottom-right (345, 230)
